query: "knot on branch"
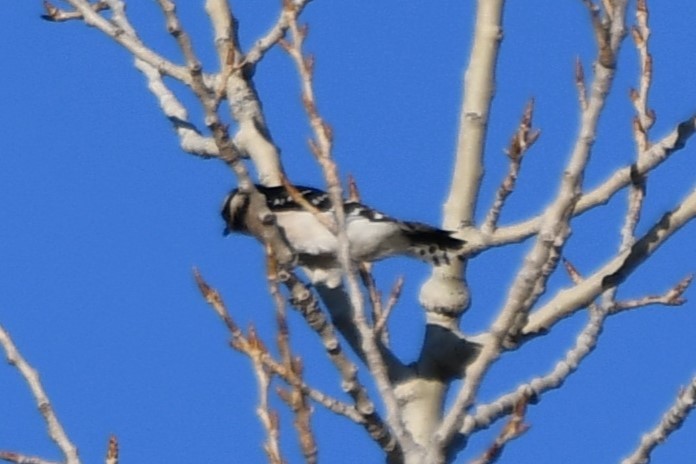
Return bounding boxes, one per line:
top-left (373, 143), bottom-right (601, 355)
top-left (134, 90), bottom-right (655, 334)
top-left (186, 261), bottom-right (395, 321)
top-left (419, 273), bottom-right (470, 317)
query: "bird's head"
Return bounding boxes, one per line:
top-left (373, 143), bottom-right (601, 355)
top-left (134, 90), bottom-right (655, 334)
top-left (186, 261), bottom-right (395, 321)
top-left (220, 189), bottom-right (251, 236)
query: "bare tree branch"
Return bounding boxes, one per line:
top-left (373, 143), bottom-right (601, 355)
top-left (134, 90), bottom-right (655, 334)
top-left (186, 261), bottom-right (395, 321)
top-left (281, 6), bottom-right (416, 455)
top-left (482, 99), bottom-right (540, 234)
top-left (611, 274), bottom-right (692, 313)
top-left (58, 0), bottom-right (193, 83)
top-left (41, 0), bottom-right (108, 22)
top-left (193, 269), bottom-right (401, 458)
top-left (13, 2), bottom-right (696, 463)
top-left (523, 187), bottom-right (696, 339)
top-left (205, 0), bottom-right (284, 186)
top-left (622, 376), bottom-right (696, 464)
top-left (194, 270), bottom-right (364, 421)
top-left (276, 359), bottom-right (318, 464)
top-left (279, 275), bottom-right (402, 459)
top-left (469, 396), bottom-right (530, 464)
top-left (374, 275), bottom-right (405, 341)
top-left (575, 57), bottom-right (588, 111)
top-left (445, 1), bottom-right (505, 229)
top-left (104, 435), bottom-right (118, 464)
top-left (437, 2), bottom-right (630, 452)
top-left (419, 0), bottom-right (506, 320)
top-left (0, 324), bottom-right (80, 464)
top-left (267, 251), bottom-right (318, 464)
top-left (0, 451), bottom-right (61, 464)
top-left (616, 0), bottom-right (653, 256)
top-left (134, 60), bottom-right (220, 157)
top-left (630, 0), bottom-right (655, 154)
top-left (488, 114), bottom-right (696, 250)
top-left (248, 327), bottom-right (286, 464)
top-left (461, 305), bottom-right (607, 438)
top-left (244, 0), bottom-right (313, 67)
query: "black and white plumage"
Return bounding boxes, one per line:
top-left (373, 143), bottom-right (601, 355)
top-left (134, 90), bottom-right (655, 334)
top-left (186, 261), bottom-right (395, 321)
top-left (221, 185), bottom-right (465, 266)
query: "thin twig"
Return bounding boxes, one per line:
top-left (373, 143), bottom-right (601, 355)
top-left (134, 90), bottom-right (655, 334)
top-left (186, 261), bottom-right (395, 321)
top-left (616, 0), bottom-right (653, 257)
top-left (347, 175), bottom-right (361, 203)
top-left (195, 270), bottom-right (397, 452)
top-left (281, 4), bottom-right (411, 451)
top-left (469, 396), bottom-right (530, 464)
top-left (155, 0), bottom-right (248, 167)
top-left (276, 271), bottom-right (399, 456)
top-left (281, 176), bottom-right (337, 233)
top-left (105, 435), bottom-right (118, 464)
top-left (482, 99), bottom-right (540, 233)
top-left (374, 276), bottom-right (405, 339)
top-left (0, 325), bottom-right (80, 464)
top-left (276, 359), bottom-right (318, 464)
top-left (244, 0), bottom-right (313, 66)
top-left (0, 452), bottom-right (61, 464)
top-left (41, 0), bottom-right (108, 22)
top-left (193, 269), bottom-right (364, 422)
top-left (611, 274), bottom-right (692, 313)
top-left (575, 57), bottom-right (588, 111)
top-left (486, 114), bottom-right (696, 251)
top-left (249, 328), bottom-right (285, 464)
top-left (358, 263), bottom-right (384, 334)
top-left (58, 0), bottom-right (192, 83)
top-left (630, 0), bottom-right (655, 154)
top-left (266, 250), bottom-right (319, 464)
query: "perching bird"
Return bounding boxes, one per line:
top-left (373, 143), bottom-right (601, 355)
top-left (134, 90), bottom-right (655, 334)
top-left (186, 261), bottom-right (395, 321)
top-left (221, 184), bottom-right (466, 267)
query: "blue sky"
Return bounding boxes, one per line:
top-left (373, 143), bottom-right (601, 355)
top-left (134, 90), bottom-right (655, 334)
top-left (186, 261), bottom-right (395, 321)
top-left (2, 1), bottom-right (696, 463)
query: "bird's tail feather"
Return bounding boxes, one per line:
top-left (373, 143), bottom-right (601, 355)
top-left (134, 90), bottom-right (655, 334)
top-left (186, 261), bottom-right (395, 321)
top-left (402, 222), bottom-right (465, 266)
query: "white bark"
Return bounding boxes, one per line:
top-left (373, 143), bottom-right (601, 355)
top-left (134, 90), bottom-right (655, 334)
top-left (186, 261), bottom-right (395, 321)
top-left (12, 2), bottom-right (696, 463)
top-left (0, 325), bottom-right (80, 464)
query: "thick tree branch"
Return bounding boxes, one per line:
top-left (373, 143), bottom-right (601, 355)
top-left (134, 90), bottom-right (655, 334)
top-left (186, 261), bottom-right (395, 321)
top-left (206, 0), bottom-right (284, 186)
top-left (436, 2), bottom-right (630, 453)
top-left (419, 0), bottom-right (506, 320)
top-left (134, 60), bottom-right (220, 157)
top-left (522, 187), bottom-right (696, 338)
top-left (445, 0), bottom-right (505, 229)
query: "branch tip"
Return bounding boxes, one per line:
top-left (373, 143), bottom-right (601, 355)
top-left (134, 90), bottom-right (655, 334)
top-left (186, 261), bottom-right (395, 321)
top-left (106, 434), bottom-right (119, 464)
top-left (347, 174), bottom-right (361, 203)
